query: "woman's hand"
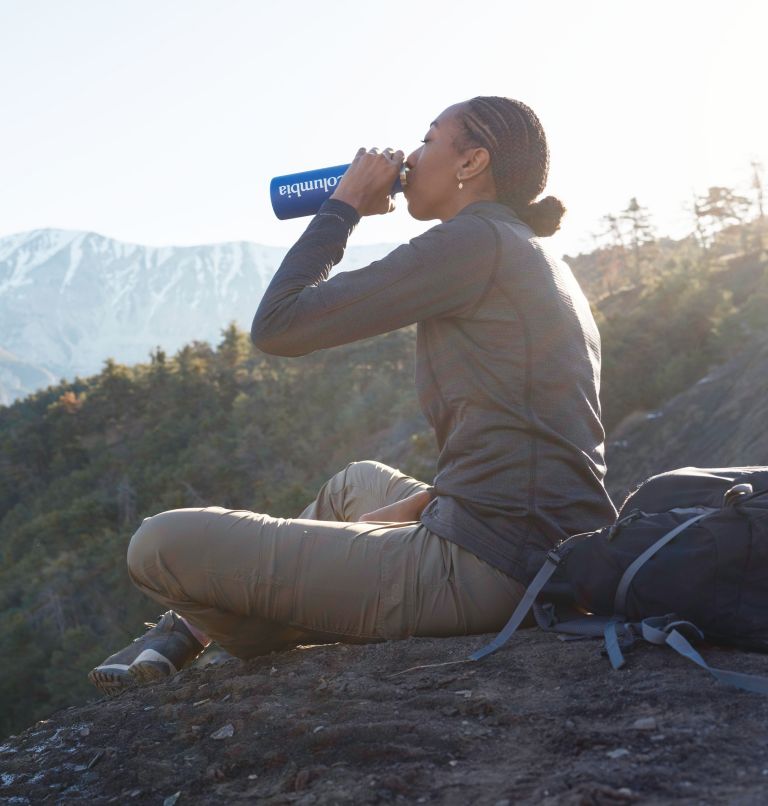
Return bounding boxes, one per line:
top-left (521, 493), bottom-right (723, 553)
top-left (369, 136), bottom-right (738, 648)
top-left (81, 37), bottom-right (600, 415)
top-left (358, 488), bottom-right (433, 523)
top-left (331, 147), bottom-right (404, 217)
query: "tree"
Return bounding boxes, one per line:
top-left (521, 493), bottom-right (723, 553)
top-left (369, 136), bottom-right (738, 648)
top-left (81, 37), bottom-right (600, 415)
top-left (217, 322), bottom-right (252, 369)
top-left (593, 199), bottom-right (656, 290)
top-left (693, 186), bottom-right (752, 249)
top-left (619, 197), bottom-right (656, 282)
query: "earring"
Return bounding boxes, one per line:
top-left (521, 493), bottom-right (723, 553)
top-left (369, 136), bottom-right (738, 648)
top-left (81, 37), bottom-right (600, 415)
top-left (457, 178), bottom-right (464, 190)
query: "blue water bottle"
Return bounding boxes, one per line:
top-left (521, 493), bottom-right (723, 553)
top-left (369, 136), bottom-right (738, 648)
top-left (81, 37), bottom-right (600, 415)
top-left (270, 163), bottom-right (409, 220)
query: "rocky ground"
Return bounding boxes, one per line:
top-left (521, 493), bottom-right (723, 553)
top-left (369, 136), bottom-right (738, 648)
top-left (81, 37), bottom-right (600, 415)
top-left (3, 630), bottom-right (768, 805)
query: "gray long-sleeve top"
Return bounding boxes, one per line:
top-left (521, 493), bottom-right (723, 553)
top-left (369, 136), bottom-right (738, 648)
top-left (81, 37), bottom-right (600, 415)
top-left (252, 198), bottom-right (617, 582)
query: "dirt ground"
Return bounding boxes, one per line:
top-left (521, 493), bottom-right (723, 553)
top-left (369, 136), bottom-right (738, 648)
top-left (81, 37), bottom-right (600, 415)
top-left (2, 630), bottom-right (768, 805)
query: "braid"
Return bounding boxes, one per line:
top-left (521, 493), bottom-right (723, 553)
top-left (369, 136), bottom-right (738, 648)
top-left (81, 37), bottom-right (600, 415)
top-left (456, 97), bottom-right (565, 237)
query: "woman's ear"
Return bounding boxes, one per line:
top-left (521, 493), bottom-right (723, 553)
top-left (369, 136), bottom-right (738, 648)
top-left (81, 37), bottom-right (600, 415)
top-left (459, 146), bottom-right (491, 181)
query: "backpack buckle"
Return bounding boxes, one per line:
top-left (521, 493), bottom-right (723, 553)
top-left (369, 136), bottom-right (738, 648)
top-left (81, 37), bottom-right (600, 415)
top-left (546, 549), bottom-right (563, 566)
top-left (723, 483), bottom-right (753, 507)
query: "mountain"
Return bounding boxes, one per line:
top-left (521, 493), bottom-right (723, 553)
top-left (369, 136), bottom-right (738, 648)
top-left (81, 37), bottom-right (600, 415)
top-left (0, 229), bottom-right (393, 405)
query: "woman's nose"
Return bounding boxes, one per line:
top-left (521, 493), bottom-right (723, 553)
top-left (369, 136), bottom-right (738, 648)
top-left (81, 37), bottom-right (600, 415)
top-left (405, 146), bottom-right (420, 168)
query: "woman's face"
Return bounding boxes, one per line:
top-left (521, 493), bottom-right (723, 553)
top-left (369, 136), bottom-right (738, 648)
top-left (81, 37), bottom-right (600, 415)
top-left (404, 104), bottom-right (472, 222)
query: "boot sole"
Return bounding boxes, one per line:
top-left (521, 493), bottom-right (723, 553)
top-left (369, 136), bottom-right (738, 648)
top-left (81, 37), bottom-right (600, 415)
top-left (88, 666), bottom-right (136, 697)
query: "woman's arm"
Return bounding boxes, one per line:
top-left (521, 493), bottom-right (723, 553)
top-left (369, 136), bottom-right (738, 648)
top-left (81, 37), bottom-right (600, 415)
top-left (250, 202), bottom-right (498, 356)
top-left (358, 488), bottom-right (434, 524)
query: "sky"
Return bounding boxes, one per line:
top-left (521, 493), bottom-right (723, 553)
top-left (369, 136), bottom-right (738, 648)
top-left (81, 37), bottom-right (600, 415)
top-left (1, 0), bottom-right (766, 259)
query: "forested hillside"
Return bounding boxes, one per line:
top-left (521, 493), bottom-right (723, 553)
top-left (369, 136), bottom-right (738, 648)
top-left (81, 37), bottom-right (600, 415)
top-left (1, 190), bottom-right (766, 741)
top-left (569, 195), bottom-right (768, 432)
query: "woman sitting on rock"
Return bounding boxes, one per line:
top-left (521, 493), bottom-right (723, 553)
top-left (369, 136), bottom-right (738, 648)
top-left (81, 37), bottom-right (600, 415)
top-left (89, 96), bottom-right (616, 694)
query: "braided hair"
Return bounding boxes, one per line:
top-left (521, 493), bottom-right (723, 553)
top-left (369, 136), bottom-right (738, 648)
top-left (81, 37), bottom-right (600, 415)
top-left (455, 97), bottom-right (565, 237)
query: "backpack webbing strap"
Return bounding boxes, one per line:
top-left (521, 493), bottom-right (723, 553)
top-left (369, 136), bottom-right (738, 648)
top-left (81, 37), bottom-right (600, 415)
top-left (469, 550), bottom-right (562, 661)
top-left (604, 619), bottom-right (629, 670)
top-left (613, 512), bottom-right (709, 616)
top-left (641, 617), bottom-right (768, 694)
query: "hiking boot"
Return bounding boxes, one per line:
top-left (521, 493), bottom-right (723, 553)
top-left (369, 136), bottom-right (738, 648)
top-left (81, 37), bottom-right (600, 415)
top-left (88, 611), bottom-right (205, 697)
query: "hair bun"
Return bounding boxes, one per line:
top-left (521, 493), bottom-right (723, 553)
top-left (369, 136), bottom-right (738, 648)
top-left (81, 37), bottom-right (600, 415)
top-left (522, 195), bottom-right (566, 237)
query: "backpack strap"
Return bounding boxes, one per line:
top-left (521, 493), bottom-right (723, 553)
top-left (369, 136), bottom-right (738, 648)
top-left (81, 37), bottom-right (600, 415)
top-left (603, 511), bottom-right (711, 668)
top-left (613, 511), bottom-right (710, 616)
top-left (641, 616), bottom-right (768, 695)
top-left (603, 619), bottom-right (638, 670)
top-left (469, 549), bottom-right (563, 661)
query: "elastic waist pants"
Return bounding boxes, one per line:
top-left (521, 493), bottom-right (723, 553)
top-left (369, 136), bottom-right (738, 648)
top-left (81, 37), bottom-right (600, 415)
top-left (126, 460), bottom-right (524, 659)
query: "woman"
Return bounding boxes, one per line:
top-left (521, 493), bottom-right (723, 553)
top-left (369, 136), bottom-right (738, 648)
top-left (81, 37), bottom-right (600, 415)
top-left (89, 97), bottom-right (616, 695)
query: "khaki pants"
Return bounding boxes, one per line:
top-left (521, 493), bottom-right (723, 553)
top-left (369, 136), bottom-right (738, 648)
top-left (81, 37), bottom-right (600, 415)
top-left (126, 460), bottom-right (524, 659)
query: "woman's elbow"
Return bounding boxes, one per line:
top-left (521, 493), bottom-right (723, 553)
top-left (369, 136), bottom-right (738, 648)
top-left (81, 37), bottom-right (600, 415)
top-left (250, 323), bottom-right (309, 357)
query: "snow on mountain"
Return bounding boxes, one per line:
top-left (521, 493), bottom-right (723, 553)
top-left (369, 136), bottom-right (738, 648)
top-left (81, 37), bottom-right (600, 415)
top-left (0, 229), bottom-right (394, 405)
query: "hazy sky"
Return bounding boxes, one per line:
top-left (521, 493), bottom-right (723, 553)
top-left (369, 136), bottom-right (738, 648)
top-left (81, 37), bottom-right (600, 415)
top-left (1, 0), bottom-right (766, 258)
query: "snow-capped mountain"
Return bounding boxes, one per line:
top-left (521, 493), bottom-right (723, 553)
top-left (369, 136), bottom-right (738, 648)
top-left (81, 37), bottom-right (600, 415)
top-left (0, 229), bottom-right (394, 405)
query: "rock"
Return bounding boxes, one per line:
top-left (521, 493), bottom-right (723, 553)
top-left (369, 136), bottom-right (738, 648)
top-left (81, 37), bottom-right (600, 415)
top-left (205, 765), bottom-right (226, 781)
top-left (210, 724), bottom-right (234, 740)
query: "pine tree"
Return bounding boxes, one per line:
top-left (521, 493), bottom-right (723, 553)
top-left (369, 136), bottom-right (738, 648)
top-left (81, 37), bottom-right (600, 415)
top-left (693, 186), bottom-right (752, 250)
top-left (619, 197), bottom-right (656, 282)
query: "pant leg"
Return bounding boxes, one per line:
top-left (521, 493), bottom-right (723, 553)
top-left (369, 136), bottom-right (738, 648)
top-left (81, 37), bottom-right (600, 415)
top-left (126, 461), bottom-right (524, 659)
top-left (297, 460), bottom-right (432, 522)
top-left (128, 460), bottom-right (408, 657)
top-left (127, 506), bottom-right (401, 658)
